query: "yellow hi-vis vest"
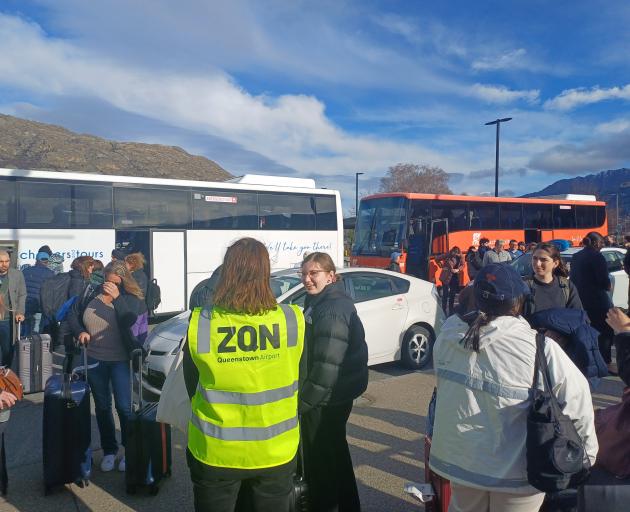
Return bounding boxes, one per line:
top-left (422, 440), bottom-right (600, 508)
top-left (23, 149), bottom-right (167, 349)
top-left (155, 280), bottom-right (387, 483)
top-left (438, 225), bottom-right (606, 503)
top-left (187, 304), bottom-right (304, 469)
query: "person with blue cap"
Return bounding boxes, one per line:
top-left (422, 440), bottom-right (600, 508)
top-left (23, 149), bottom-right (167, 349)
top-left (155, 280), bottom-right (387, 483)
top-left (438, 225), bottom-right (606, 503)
top-left (388, 251), bottom-right (402, 272)
top-left (429, 263), bottom-right (598, 512)
top-left (22, 250), bottom-right (54, 336)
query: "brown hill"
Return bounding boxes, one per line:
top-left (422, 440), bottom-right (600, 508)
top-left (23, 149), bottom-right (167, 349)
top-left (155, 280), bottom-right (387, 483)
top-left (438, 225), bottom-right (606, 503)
top-left (0, 114), bottom-right (232, 181)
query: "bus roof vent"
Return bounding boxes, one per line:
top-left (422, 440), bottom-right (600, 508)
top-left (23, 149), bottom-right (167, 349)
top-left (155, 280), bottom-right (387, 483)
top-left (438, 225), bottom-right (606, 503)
top-left (227, 174), bottom-right (316, 188)
top-left (529, 194), bottom-right (597, 201)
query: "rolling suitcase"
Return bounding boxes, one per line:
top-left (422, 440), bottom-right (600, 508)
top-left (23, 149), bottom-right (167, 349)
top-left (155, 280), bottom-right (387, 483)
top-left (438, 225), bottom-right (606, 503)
top-left (424, 436), bottom-right (451, 512)
top-left (42, 348), bottom-right (91, 494)
top-left (126, 349), bottom-right (172, 495)
top-left (16, 322), bottom-right (53, 394)
top-left (578, 466), bottom-right (630, 511)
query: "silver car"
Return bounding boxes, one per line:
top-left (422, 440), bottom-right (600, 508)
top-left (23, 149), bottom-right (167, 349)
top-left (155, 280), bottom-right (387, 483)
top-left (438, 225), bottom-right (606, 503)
top-left (142, 267), bottom-right (445, 396)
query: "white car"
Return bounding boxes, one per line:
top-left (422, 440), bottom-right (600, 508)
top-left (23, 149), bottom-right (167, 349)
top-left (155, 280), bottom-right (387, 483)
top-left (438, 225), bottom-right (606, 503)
top-left (510, 246), bottom-right (628, 308)
top-left (142, 267), bottom-right (445, 396)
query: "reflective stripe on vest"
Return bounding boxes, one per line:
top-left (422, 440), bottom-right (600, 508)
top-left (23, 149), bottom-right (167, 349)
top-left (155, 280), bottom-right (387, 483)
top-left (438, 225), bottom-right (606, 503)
top-left (187, 305), bottom-right (304, 470)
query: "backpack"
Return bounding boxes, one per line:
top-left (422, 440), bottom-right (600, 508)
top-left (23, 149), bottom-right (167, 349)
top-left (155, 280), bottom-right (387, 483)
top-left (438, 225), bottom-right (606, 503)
top-left (40, 272), bottom-right (71, 320)
top-left (145, 278), bottom-right (161, 311)
top-left (524, 276), bottom-right (570, 316)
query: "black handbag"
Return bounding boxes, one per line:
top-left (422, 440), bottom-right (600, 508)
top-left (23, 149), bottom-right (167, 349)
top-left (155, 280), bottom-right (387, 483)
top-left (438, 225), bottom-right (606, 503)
top-left (526, 331), bottom-right (591, 492)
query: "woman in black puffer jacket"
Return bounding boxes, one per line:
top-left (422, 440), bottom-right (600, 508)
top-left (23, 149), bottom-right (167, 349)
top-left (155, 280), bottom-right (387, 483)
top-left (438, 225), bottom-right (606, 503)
top-left (299, 252), bottom-right (368, 512)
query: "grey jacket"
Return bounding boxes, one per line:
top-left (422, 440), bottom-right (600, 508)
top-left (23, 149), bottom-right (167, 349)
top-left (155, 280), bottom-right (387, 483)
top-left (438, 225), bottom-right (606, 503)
top-left (0, 268), bottom-right (26, 316)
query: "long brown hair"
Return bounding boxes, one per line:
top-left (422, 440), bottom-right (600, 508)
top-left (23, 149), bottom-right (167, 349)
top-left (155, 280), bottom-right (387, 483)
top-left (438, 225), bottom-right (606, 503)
top-left (461, 296), bottom-right (525, 353)
top-left (125, 252), bottom-right (146, 272)
top-left (103, 261), bottom-right (144, 299)
top-left (534, 243), bottom-right (569, 277)
top-left (0, 295), bottom-right (5, 320)
top-left (213, 238), bottom-right (277, 315)
top-left (71, 256), bottom-right (95, 279)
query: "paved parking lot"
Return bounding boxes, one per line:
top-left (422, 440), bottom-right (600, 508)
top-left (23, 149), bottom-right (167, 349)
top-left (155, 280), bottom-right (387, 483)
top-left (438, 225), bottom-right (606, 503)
top-left (0, 363), bottom-right (624, 511)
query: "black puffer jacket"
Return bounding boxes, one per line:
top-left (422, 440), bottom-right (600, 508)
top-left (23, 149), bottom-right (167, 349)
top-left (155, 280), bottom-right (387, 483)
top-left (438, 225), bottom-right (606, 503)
top-left (615, 332), bottom-right (630, 387)
top-left (299, 280), bottom-right (368, 413)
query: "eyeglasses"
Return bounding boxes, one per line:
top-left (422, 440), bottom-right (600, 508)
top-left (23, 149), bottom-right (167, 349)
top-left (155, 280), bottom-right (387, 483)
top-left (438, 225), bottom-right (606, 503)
top-left (300, 270), bottom-right (329, 279)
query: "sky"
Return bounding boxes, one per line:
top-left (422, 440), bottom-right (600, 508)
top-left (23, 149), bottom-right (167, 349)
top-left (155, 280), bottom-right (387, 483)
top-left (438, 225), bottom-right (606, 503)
top-left (1, 1), bottom-right (630, 213)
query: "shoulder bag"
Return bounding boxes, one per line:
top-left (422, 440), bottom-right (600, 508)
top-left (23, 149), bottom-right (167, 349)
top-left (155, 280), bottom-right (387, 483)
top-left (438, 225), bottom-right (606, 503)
top-left (593, 387), bottom-right (630, 478)
top-left (526, 331), bottom-right (590, 492)
top-left (0, 367), bottom-right (23, 402)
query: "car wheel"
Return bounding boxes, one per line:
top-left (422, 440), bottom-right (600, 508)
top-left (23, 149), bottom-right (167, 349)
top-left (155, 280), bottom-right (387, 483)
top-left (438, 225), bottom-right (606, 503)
top-left (401, 325), bottom-right (433, 370)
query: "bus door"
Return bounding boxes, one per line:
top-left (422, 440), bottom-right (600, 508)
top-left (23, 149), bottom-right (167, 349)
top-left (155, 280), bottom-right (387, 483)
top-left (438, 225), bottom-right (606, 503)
top-left (524, 229), bottom-right (540, 244)
top-left (151, 230), bottom-right (187, 315)
top-left (429, 219), bottom-right (449, 282)
top-left (406, 216), bottom-right (431, 280)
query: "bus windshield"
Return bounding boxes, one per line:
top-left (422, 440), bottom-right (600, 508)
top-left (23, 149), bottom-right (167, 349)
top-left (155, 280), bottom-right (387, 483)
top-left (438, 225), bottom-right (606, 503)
top-left (353, 197), bottom-right (408, 257)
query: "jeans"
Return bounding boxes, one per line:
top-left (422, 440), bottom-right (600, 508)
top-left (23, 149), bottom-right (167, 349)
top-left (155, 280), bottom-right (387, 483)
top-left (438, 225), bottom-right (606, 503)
top-left (87, 357), bottom-right (131, 456)
top-left (0, 320), bottom-right (13, 368)
top-left (441, 277), bottom-right (460, 316)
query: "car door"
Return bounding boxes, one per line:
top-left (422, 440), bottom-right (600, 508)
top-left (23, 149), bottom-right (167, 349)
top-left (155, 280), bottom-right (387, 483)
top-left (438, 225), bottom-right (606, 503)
top-left (345, 272), bottom-right (409, 362)
top-left (604, 250), bottom-right (628, 308)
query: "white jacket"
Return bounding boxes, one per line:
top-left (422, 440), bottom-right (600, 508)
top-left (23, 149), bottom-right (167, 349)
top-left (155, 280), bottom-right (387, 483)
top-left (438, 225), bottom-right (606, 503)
top-left (430, 314), bottom-right (598, 494)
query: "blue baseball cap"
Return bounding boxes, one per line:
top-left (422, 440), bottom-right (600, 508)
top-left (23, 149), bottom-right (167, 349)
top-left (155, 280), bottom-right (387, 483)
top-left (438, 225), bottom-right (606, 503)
top-left (474, 263), bottom-right (529, 310)
top-left (391, 251), bottom-right (401, 261)
top-left (36, 251), bottom-right (50, 261)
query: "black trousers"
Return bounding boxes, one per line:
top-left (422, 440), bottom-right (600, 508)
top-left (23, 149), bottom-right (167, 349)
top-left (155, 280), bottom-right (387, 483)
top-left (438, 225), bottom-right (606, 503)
top-left (301, 401), bottom-right (360, 512)
top-left (588, 308), bottom-right (613, 364)
top-left (186, 449), bottom-right (296, 512)
top-left (441, 278), bottom-right (459, 316)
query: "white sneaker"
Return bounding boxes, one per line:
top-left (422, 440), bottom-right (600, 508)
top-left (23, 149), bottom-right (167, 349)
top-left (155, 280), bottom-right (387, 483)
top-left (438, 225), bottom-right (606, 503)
top-left (100, 454), bottom-right (116, 472)
top-left (118, 457), bottom-right (126, 472)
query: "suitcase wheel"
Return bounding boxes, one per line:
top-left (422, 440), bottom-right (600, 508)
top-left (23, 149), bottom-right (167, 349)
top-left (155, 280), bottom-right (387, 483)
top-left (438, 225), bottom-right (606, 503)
top-left (149, 483), bottom-right (160, 496)
top-left (126, 484), bottom-right (137, 495)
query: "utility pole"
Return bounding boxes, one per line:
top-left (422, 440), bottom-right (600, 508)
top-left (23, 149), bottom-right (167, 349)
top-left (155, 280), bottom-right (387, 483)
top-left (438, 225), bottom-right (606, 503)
top-left (485, 117), bottom-right (512, 197)
top-left (355, 172), bottom-right (364, 221)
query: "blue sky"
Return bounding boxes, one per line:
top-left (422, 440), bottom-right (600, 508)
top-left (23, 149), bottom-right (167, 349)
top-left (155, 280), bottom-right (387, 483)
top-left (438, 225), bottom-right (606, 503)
top-left (1, 1), bottom-right (630, 213)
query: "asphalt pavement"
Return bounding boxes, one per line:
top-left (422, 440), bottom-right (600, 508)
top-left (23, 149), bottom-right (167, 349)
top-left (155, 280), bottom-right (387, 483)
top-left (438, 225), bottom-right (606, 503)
top-left (0, 364), bottom-right (624, 511)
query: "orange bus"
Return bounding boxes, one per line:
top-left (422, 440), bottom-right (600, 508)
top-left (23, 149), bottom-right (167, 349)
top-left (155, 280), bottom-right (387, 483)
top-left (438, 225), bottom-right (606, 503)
top-left (350, 193), bottom-right (608, 283)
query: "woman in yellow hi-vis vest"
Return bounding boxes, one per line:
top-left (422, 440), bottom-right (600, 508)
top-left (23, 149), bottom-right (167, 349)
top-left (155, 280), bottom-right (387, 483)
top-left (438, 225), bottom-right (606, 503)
top-left (183, 237), bottom-right (304, 512)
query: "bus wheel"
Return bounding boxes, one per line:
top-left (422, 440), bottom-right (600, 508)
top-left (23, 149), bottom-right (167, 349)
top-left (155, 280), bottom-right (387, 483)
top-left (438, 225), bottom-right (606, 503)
top-left (401, 325), bottom-right (433, 370)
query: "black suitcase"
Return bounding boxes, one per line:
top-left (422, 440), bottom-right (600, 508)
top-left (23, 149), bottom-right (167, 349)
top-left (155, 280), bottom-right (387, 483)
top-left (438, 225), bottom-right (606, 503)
top-left (578, 466), bottom-right (630, 511)
top-left (125, 349), bottom-right (172, 495)
top-left (16, 322), bottom-right (53, 394)
top-left (42, 348), bottom-right (92, 494)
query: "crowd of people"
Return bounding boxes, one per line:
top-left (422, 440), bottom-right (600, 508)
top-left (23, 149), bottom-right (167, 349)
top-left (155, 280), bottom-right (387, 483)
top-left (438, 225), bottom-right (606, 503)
top-left (1, 232), bottom-right (630, 511)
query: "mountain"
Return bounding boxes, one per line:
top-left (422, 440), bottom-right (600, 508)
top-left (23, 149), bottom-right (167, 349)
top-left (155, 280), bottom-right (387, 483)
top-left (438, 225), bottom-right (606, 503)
top-left (0, 114), bottom-right (232, 181)
top-left (524, 167), bottom-right (630, 233)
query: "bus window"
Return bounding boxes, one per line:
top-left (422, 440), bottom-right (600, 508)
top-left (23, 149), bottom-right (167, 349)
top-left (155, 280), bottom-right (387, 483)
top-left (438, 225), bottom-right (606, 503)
top-left (553, 204), bottom-right (576, 229)
top-left (192, 190), bottom-right (258, 229)
top-left (114, 187), bottom-right (191, 228)
top-left (18, 181), bottom-right (72, 228)
top-left (353, 197), bottom-right (408, 257)
top-left (315, 195), bottom-right (338, 230)
top-left (431, 201), bottom-right (468, 231)
top-left (0, 180), bottom-right (16, 228)
top-left (469, 202), bottom-right (500, 230)
top-left (500, 203), bottom-right (523, 229)
top-left (524, 204), bottom-right (552, 229)
top-left (258, 193), bottom-right (316, 230)
top-left (596, 206), bottom-right (606, 227)
top-left (576, 205), bottom-right (597, 228)
top-left (72, 184), bottom-right (113, 228)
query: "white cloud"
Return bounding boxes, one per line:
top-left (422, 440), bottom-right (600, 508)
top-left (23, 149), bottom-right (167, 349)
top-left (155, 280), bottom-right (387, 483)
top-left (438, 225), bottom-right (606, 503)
top-left (545, 84), bottom-right (630, 111)
top-left (471, 48), bottom-right (528, 71)
top-left (596, 119), bottom-right (630, 134)
top-left (470, 84), bottom-right (540, 104)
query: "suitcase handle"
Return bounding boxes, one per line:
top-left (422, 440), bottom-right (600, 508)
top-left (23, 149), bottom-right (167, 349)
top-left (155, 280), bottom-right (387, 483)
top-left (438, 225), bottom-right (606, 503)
top-left (71, 346), bottom-right (89, 382)
top-left (130, 348), bottom-right (143, 413)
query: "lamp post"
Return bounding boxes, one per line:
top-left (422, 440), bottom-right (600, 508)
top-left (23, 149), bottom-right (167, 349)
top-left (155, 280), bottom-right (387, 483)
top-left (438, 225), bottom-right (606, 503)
top-left (355, 172), bottom-right (364, 220)
top-left (485, 117), bottom-right (512, 197)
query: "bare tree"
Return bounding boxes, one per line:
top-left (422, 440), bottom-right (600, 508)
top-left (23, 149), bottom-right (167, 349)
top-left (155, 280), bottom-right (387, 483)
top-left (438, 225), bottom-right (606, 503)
top-left (379, 163), bottom-right (452, 194)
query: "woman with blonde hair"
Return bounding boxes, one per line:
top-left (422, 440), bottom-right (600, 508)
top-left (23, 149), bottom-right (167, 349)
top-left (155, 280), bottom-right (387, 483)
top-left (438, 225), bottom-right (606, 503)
top-left (68, 260), bottom-right (145, 474)
top-left (124, 252), bottom-right (149, 343)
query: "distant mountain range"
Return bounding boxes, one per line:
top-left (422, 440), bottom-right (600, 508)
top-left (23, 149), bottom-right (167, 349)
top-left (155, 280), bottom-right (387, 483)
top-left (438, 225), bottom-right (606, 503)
top-left (525, 167), bottom-right (630, 232)
top-left (0, 114), bottom-right (231, 181)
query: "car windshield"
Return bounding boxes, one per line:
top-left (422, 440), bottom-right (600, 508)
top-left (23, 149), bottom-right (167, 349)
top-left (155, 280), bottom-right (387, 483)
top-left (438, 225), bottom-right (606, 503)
top-left (269, 273), bottom-right (302, 297)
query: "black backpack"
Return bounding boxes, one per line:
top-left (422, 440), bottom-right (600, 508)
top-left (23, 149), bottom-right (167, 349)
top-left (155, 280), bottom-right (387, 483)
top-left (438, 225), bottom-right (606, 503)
top-left (40, 272), bottom-right (71, 320)
top-left (526, 331), bottom-right (590, 492)
top-left (145, 278), bottom-right (161, 311)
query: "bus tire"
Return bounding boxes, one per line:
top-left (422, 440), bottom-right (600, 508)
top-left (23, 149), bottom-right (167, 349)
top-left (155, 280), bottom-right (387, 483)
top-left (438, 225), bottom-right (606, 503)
top-left (401, 325), bottom-right (433, 370)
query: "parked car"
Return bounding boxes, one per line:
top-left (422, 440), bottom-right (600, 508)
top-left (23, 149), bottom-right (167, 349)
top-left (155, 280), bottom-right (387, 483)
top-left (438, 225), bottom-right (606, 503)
top-left (509, 247), bottom-right (628, 308)
top-left (142, 267), bottom-right (445, 395)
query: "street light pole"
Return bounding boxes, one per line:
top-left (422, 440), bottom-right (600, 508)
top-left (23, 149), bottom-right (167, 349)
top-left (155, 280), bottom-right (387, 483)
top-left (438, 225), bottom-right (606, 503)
top-left (355, 172), bottom-right (364, 220)
top-left (485, 117), bottom-right (512, 197)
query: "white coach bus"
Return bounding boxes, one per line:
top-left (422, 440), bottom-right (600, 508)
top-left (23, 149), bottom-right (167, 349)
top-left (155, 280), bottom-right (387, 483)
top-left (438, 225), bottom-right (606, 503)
top-left (0, 168), bottom-right (343, 315)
